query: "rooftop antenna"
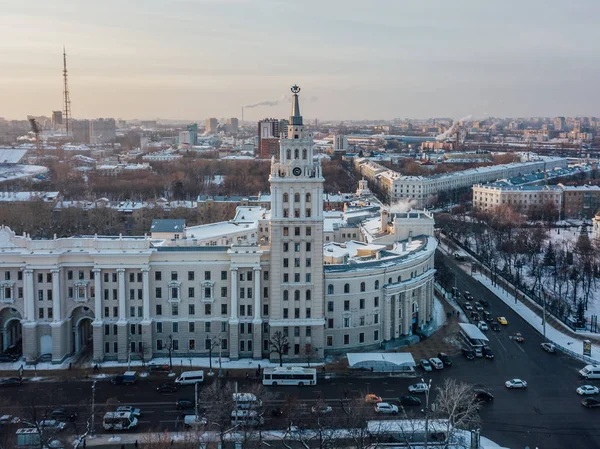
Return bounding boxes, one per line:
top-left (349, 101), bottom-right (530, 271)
top-left (63, 46), bottom-right (72, 137)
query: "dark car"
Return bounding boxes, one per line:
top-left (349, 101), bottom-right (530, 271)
top-left (462, 348), bottom-right (475, 360)
top-left (50, 408), bottom-right (77, 422)
top-left (474, 390), bottom-right (494, 402)
top-left (437, 353), bottom-right (452, 366)
top-left (482, 346), bottom-right (495, 360)
top-left (400, 395), bottom-right (422, 406)
top-left (176, 400), bottom-right (194, 410)
top-left (0, 377), bottom-right (22, 387)
top-left (0, 354), bottom-right (18, 363)
top-left (463, 291), bottom-right (474, 301)
top-left (478, 299), bottom-right (489, 307)
top-left (148, 363), bottom-right (170, 372)
top-left (483, 311), bottom-right (493, 322)
top-left (470, 312), bottom-right (480, 322)
top-left (582, 398), bottom-right (600, 408)
top-left (157, 382), bottom-right (178, 393)
top-left (111, 375), bottom-right (126, 385)
top-left (490, 322), bottom-right (501, 332)
top-left (271, 408), bottom-right (284, 417)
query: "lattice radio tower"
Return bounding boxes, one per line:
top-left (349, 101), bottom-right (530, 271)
top-left (62, 46), bottom-right (72, 137)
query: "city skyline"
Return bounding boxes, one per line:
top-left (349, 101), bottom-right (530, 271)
top-left (1, 0), bottom-right (599, 120)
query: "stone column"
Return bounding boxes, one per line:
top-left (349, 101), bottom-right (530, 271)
top-left (117, 269), bottom-right (126, 322)
top-left (300, 188), bottom-right (306, 218)
top-left (51, 269), bottom-right (61, 322)
top-left (229, 267), bottom-right (239, 360)
top-left (383, 294), bottom-right (392, 341)
top-left (23, 269), bottom-right (34, 322)
top-left (92, 321), bottom-right (104, 362)
top-left (252, 266), bottom-right (262, 359)
top-left (93, 268), bottom-right (102, 321)
top-left (288, 188), bottom-right (294, 218)
top-left (142, 268), bottom-right (150, 320)
top-left (117, 322), bottom-right (129, 362)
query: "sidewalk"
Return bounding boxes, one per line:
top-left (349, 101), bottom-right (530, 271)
top-left (438, 237), bottom-right (600, 363)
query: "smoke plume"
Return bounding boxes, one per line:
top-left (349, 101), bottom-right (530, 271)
top-left (436, 115), bottom-right (472, 142)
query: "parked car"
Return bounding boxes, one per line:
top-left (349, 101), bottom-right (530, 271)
top-left (497, 317), bottom-right (508, 325)
top-left (429, 358), bottom-right (444, 370)
top-left (437, 353), bottom-right (452, 366)
top-left (483, 311), bottom-right (493, 322)
top-left (184, 414), bottom-right (207, 428)
top-left (49, 408), bottom-right (77, 422)
top-left (491, 322), bottom-right (501, 332)
top-left (157, 382), bottom-right (178, 393)
top-left (176, 400), bottom-right (195, 410)
top-left (364, 394), bottom-right (383, 404)
top-left (38, 420), bottom-right (66, 431)
top-left (420, 359), bottom-right (433, 372)
top-left (541, 343), bottom-right (556, 353)
top-left (478, 321), bottom-right (489, 331)
top-left (577, 385), bottom-right (600, 396)
top-left (0, 354), bottom-right (18, 363)
top-left (375, 402), bottom-right (398, 415)
top-left (462, 348), bottom-right (475, 360)
top-left (505, 379), bottom-right (527, 389)
top-left (582, 398), bottom-right (600, 408)
top-left (116, 406), bottom-right (141, 417)
top-left (478, 299), bottom-right (489, 307)
top-left (0, 377), bottom-right (22, 387)
top-left (408, 382), bottom-right (429, 394)
top-left (399, 396), bottom-right (422, 406)
top-left (311, 405), bottom-right (333, 414)
top-left (483, 346), bottom-right (495, 360)
top-left (474, 390), bottom-right (494, 402)
top-left (111, 372), bottom-right (137, 385)
top-left (148, 363), bottom-right (170, 372)
top-left (39, 354), bottom-right (52, 363)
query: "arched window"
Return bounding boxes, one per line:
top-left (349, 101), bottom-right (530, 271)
top-left (283, 290), bottom-right (288, 301)
top-left (294, 193), bottom-right (300, 203)
top-left (398, 276), bottom-right (401, 283)
top-left (360, 282), bottom-right (366, 292)
top-left (306, 290), bottom-right (311, 301)
top-left (306, 193), bottom-right (311, 202)
top-left (302, 149), bottom-right (307, 159)
top-left (283, 193), bottom-right (289, 203)
top-left (344, 283), bottom-right (350, 294)
top-left (328, 284), bottom-right (334, 295)
top-left (388, 277), bottom-right (392, 285)
top-left (294, 149), bottom-right (299, 159)
top-left (294, 290), bottom-right (300, 301)
top-left (374, 280), bottom-right (379, 290)
top-left (286, 149), bottom-right (291, 160)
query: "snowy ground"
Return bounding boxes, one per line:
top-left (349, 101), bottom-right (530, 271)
top-left (433, 296), bottom-right (447, 328)
top-left (474, 272), bottom-right (600, 363)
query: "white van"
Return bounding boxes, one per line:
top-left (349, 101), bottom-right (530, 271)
top-left (175, 370), bottom-right (205, 385)
top-left (233, 393), bottom-right (262, 409)
top-left (231, 410), bottom-right (264, 426)
top-left (580, 365), bottom-right (600, 379)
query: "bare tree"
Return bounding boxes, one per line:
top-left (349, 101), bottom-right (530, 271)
top-left (166, 334), bottom-right (174, 374)
top-left (269, 330), bottom-right (289, 367)
top-left (205, 335), bottom-right (221, 375)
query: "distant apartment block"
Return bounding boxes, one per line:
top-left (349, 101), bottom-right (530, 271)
top-left (355, 156), bottom-right (568, 208)
top-left (51, 111), bottom-right (63, 127)
top-left (90, 118), bottom-right (116, 144)
top-left (258, 119), bottom-right (281, 158)
top-left (71, 119), bottom-right (90, 143)
top-left (205, 118), bottom-right (218, 134)
top-left (333, 134), bottom-right (348, 151)
top-left (226, 118), bottom-right (239, 134)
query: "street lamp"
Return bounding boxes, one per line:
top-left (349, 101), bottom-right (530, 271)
top-left (90, 381), bottom-right (97, 438)
top-left (218, 338), bottom-right (223, 378)
top-left (421, 378), bottom-right (432, 449)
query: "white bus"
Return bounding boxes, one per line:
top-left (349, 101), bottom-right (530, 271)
top-left (102, 411), bottom-right (138, 431)
top-left (262, 367), bottom-right (317, 386)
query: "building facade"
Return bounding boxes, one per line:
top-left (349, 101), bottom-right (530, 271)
top-left (0, 88), bottom-right (436, 365)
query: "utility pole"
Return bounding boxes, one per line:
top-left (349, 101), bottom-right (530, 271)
top-left (90, 381), bottom-right (97, 438)
top-left (422, 378), bottom-right (432, 449)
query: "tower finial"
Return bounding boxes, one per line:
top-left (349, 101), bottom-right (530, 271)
top-left (290, 84), bottom-right (302, 126)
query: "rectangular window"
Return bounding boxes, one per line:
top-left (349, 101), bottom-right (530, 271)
top-left (221, 271), bottom-right (227, 280)
top-left (306, 308), bottom-right (311, 318)
top-left (204, 287), bottom-right (211, 298)
top-left (173, 340), bottom-right (179, 351)
top-left (130, 306), bottom-right (135, 317)
top-left (156, 322), bottom-right (163, 333)
top-left (79, 270), bottom-right (84, 280)
top-left (129, 273), bottom-right (135, 283)
top-left (247, 271), bottom-right (252, 281)
top-left (306, 273), bottom-right (311, 282)
top-left (263, 304), bottom-right (269, 316)
top-left (240, 340), bottom-right (245, 352)
top-left (327, 336), bottom-right (333, 346)
top-left (240, 323), bottom-right (244, 334)
top-left (283, 258), bottom-right (289, 268)
top-left (105, 342), bottom-right (110, 353)
top-left (283, 273), bottom-right (289, 282)
top-left (104, 324), bottom-right (110, 335)
top-left (359, 298), bottom-right (365, 309)
top-left (188, 271), bottom-right (195, 281)
top-left (221, 287), bottom-right (227, 297)
top-left (247, 305), bottom-right (252, 316)
top-left (263, 287), bottom-right (269, 298)
top-left (221, 339), bottom-right (228, 350)
top-left (294, 273), bottom-right (300, 282)
top-left (189, 322), bottom-right (195, 333)
top-left (221, 304), bottom-right (227, 314)
top-left (374, 330), bottom-right (379, 341)
top-left (327, 301), bottom-right (334, 312)
top-left (104, 289), bottom-right (109, 300)
top-left (130, 324), bottom-right (136, 335)
top-left (294, 227), bottom-right (300, 236)
top-left (156, 304), bottom-right (162, 315)
top-left (137, 272), bottom-right (142, 283)
top-left (283, 242), bottom-right (289, 252)
top-left (104, 307), bottom-right (109, 318)
top-left (38, 290), bottom-right (43, 301)
top-left (374, 297), bottom-right (379, 307)
top-left (172, 303), bottom-right (179, 316)
top-left (68, 271), bottom-right (73, 280)
top-left (205, 304), bottom-right (212, 315)
top-left (359, 333), bottom-right (365, 343)
top-left (189, 304), bottom-right (195, 315)
top-left (306, 258), bottom-right (311, 267)
top-left (247, 288), bottom-right (252, 299)
top-left (171, 288), bottom-right (179, 299)
top-left (374, 313), bottom-right (379, 324)
top-left (263, 271), bottom-right (269, 281)
top-left (38, 308), bottom-right (44, 319)
top-left (156, 340), bottom-right (163, 350)
top-left (68, 287), bottom-right (73, 298)
top-left (18, 271), bottom-right (22, 281)
top-left (294, 258), bottom-right (300, 268)
top-left (18, 287), bottom-right (23, 298)
top-left (294, 308), bottom-right (300, 319)
top-left (155, 271), bottom-right (162, 281)
top-left (306, 226), bottom-right (311, 236)
top-left (112, 289), bottom-right (117, 300)
top-left (221, 322), bottom-right (227, 332)
top-left (103, 273), bottom-right (109, 283)
top-left (112, 273), bottom-right (117, 283)
top-left (306, 327), bottom-right (311, 337)
top-left (172, 322), bottom-right (179, 333)
top-left (283, 309), bottom-right (289, 319)
top-left (294, 242), bottom-right (300, 252)
top-left (344, 317), bottom-right (350, 328)
top-left (113, 307), bottom-right (118, 317)
top-left (344, 300), bottom-right (350, 311)
top-left (205, 322), bottom-right (211, 333)
top-left (171, 271), bottom-right (178, 281)
top-left (156, 287), bottom-right (162, 298)
top-left (328, 318), bottom-right (334, 328)
top-left (344, 334), bottom-right (349, 345)
top-left (306, 242), bottom-right (311, 251)
top-left (204, 271), bottom-right (211, 281)
top-left (189, 339), bottom-right (195, 351)
top-left (240, 305), bottom-right (245, 316)
top-left (130, 289), bottom-right (135, 300)
top-left (188, 287), bottom-right (195, 298)
top-left (283, 227), bottom-right (289, 236)
top-left (138, 289), bottom-right (142, 300)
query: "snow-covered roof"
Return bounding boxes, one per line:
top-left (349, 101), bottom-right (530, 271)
top-left (324, 241), bottom-right (386, 259)
top-left (347, 352), bottom-right (415, 370)
top-left (0, 191), bottom-right (59, 202)
top-left (0, 149), bottom-right (27, 164)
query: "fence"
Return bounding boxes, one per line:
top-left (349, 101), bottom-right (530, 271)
top-left (553, 342), bottom-right (600, 365)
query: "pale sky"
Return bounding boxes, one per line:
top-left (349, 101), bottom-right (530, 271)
top-left (1, 0), bottom-right (599, 121)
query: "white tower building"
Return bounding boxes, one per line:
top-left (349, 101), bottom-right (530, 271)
top-left (268, 85), bottom-right (326, 358)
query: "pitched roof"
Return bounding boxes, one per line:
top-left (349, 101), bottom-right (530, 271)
top-left (150, 219), bottom-right (185, 233)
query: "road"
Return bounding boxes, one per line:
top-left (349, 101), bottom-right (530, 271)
top-left (1, 252), bottom-right (600, 449)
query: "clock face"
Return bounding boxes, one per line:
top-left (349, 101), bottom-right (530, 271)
top-left (292, 167), bottom-right (302, 176)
